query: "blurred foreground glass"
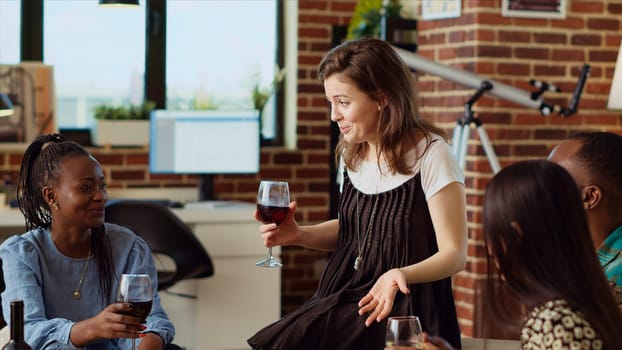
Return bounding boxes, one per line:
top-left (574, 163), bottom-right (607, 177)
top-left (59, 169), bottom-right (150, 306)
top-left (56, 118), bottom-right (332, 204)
top-left (385, 316), bottom-right (424, 349)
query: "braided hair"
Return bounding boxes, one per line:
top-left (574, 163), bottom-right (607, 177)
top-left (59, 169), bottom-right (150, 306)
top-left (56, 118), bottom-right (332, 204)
top-left (17, 133), bottom-right (115, 303)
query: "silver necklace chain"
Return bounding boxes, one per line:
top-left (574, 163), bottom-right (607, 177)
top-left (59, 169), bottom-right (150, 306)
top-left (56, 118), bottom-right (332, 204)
top-left (354, 191), bottom-right (380, 271)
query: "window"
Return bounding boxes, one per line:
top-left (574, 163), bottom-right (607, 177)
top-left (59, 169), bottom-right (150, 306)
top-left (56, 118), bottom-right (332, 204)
top-left (0, 0), bottom-right (20, 64)
top-left (1, 0), bottom-right (283, 143)
top-left (45, 2), bottom-right (145, 128)
top-left (166, 0), bottom-right (279, 141)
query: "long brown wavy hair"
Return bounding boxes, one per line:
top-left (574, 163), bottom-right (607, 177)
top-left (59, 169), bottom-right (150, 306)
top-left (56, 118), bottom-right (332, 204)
top-left (318, 37), bottom-right (446, 175)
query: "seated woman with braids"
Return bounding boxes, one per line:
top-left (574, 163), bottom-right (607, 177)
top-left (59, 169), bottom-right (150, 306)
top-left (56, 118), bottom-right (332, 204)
top-left (0, 134), bottom-right (176, 349)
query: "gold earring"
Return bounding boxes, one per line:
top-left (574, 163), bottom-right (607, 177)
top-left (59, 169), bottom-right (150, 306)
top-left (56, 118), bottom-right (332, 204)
top-left (49, 202), bottom-right (59, 210)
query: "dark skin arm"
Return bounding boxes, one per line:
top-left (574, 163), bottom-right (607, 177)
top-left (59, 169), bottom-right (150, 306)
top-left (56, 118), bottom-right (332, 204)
top-left (70, 303), bottom-right (163, 349)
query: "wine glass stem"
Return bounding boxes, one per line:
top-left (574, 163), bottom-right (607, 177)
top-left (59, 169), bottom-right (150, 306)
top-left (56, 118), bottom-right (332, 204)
top-left (267, 247), bottom-right (274, 261)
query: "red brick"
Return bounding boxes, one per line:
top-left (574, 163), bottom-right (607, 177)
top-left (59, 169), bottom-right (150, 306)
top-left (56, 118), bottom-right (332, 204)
top-left (551, 49), bottom-right (585, 61)
top-left (418, 33), bottom-right (446, 46)
top-left (449, 30), bottom-right (467, 43)
top-left (533, 33), bottom-right (567, 44)
top-left (298, 1), bottom-right (328, 11)
top-left (589, 50), bottom-right (619, 62)
top-left (125, 153), bottom-right (149, 165)
top-left (572, 1), bottom-right (605, 13)
top-left (515, 47), bottom-right (549, 60)
top-left (329, 2), bottom-right (356, 12)
top-left (534, 65), bottom-right (566, 76)
top-left (571, 34), bottom-right (602, 46)
top-left (499, 30), bottom-right (530, 43)
top-left (271, 153), bottom-right (302, 165)
top-left (296, 168), bottom-right (328, 179)
top-left (298, 14), bottom-right (339, 25)
top-left (259, 168), bottom-right (293, 180)
top-left (477, 45), bottom-right (512, 58)
top-left (587, 18), bottom-right (620, 31)
top-left (110, 170), bottom-right (146, 181)
top-left (476, 12), bottom-right (511, 25)
top-left (475, 28), bottom-right (495, 42)
top-left (497, 63), bottom-right (530, 76)
top-left (298, 27), bottom-right (330, 39)
top-left (297, 138), bottom-right (328, 150)
top-left (551, 17), bottom-right (585, 30)
top-left (148, 173), bottom-right (184, 181)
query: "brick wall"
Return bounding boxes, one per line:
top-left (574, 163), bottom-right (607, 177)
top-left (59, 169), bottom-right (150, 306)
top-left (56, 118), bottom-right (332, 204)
top-left (1, 0), bottom-right (621, 338)
top-left (414, 0), bottom-right (622, 337)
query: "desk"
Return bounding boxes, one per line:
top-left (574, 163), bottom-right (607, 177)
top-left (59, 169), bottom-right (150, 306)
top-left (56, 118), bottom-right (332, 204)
top-left (0, 202), bottom-right (281, 350)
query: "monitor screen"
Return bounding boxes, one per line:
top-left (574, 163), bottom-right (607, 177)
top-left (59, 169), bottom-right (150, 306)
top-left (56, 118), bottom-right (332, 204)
top-left (149, 109), bottom-right (260, 174)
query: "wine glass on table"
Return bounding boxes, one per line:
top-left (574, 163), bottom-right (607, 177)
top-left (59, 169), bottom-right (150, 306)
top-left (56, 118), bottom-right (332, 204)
top-left (256, 180), bottom-right (290, 268)
top-left (385, 316), bottom-right (424, 349)
top-left (117, 274), bottom-right (153, 350)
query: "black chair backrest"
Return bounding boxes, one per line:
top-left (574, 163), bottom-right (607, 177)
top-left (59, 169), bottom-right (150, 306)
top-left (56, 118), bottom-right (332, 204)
top-left (105, 199), bottom-right (214, 290)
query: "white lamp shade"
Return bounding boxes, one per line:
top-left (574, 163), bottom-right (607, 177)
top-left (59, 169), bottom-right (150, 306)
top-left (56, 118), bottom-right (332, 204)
top-left (608, 41), bottom-right (622, 110)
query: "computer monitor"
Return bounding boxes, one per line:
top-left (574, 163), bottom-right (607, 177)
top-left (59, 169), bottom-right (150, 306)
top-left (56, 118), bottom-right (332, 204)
top-left (149, 109), bottom-right (260, 198)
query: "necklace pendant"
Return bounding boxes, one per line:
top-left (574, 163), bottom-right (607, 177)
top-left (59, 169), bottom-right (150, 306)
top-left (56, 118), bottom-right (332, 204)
top-left (354, 256), bottom-right (362, 270)
top-left (73, 290), bottom-right (81, 300)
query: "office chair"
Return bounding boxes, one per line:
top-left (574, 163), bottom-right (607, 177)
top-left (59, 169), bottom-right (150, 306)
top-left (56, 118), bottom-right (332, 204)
top-left (105, 199), bottom-right (214, 291)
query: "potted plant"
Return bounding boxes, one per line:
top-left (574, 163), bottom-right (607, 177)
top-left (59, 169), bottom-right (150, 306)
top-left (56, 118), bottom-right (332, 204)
top-left (250, 65), bottom-right (286, 142)
top-left (93, 101), bottom-right (155, 146)
top-left (347, 0), bottom-right (403, 40)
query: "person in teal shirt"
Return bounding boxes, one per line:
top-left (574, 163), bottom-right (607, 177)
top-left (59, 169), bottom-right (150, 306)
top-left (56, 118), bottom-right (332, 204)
top-left (549, 131), bottom-right (622, 286)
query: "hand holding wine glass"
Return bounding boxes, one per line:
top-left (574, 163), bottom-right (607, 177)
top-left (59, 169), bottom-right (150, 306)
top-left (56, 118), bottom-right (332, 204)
top-left (385, 316), bottom-right (424, 349)
top-left (256, 180), bottom-right (290, 268)
top-left (116, 274), bottom-right (153, 350)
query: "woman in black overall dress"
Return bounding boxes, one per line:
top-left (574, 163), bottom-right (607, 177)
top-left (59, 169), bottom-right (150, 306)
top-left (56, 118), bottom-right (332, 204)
top-left (249, 38), bottom-right (467, 350)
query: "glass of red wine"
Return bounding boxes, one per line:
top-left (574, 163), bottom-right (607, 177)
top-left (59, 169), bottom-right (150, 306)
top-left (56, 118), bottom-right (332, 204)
top-left (256, 180), bottom-right (290, 268)
top-left (117, 274), bottom-right (153, 350)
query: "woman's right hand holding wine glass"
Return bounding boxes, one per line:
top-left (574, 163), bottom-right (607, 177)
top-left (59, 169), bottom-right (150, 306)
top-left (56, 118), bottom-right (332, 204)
top-left (256, 180), bottom-right (294, 267)
top-left (256, 200), bottom-right (300, 247)
top-left (116, 274), bottom-right (153, 350)
top-left (68, 303), bottom-right (145, 347)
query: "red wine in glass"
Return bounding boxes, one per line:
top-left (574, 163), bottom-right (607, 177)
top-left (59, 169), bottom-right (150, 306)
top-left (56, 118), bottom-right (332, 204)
top-left (256, 180), bottom-right (290, 267)
top-left (117, 274), bottom-right (153, 350)
top-left (118, 300), bottom-right (153, 323)
top-left (257, 204), bottom-right (289, 225)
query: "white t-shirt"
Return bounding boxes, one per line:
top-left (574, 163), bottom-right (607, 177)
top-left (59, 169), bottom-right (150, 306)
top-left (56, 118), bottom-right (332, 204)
top-left (343, 134), bottom-right (464, 199)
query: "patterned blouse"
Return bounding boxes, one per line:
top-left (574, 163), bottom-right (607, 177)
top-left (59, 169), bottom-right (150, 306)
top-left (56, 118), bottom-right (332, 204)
top-left (520, 285), bottom-right (622, 350)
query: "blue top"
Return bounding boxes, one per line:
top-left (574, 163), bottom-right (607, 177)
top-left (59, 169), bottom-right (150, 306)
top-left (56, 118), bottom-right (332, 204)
top-left (598, 224), bottom-right (622, 287)
top-left (0, 223), bottom-right (175, 349)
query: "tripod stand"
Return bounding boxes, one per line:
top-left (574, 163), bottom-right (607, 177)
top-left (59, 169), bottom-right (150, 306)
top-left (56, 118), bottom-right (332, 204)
top-left (451, 81), bottom-right (501, 174)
